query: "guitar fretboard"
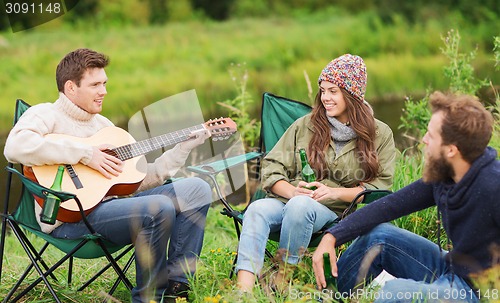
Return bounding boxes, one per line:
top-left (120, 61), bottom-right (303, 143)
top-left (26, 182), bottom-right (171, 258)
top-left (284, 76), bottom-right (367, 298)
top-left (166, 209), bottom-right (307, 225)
top-left (111, 124), bottom-right (204, 161)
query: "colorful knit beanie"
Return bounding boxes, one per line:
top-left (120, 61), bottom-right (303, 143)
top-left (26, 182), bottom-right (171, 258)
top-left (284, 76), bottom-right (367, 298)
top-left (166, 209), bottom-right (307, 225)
top-left (318, 54), bottom-right (367, 102)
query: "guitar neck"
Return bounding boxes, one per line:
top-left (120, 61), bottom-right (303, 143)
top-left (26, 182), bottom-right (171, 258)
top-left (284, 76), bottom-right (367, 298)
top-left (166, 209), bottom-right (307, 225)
top-left (111, 124), bottom-right (204, 160)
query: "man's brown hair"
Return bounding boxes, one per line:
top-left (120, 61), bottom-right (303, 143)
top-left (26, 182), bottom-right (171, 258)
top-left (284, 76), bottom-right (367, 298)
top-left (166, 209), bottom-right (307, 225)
top-left (56, 48), bottom-right (109, 92)
top-left (429, 91), bottom-right (494, 163)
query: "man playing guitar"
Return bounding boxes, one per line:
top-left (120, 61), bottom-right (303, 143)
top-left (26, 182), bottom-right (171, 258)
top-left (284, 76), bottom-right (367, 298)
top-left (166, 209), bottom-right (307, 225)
top-left (4, 48), bottom-right (213, 303)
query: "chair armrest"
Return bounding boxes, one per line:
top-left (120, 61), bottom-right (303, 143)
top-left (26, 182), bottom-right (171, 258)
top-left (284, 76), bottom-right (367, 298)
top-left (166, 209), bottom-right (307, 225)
top-left (186, 152), bottom-right (263, 221)
top-left (6, 166), bottom-right (76, 202)
top-left (341, 189), bottom-right (392, 220)
top-left (186, 151), bottom-right (262, 175)
top-left (6, 166), bottom-right (98, 234)
top-left (356, 189), bottom-right (392, 205)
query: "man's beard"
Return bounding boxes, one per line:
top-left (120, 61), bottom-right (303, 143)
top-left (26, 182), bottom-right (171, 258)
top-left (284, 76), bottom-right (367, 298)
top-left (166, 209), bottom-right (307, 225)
top-left (422, 151), bottom-right (454, 183)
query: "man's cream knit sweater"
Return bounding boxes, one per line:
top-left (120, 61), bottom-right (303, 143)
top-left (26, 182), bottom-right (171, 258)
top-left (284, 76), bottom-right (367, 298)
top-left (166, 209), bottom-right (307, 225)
top-left (4, 93), bottom-right (190, 233)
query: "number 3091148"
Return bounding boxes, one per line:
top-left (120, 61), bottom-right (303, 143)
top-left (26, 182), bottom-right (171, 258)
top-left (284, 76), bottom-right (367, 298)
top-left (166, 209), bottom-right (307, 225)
top-left (5, 2), bottom-right (61, 14)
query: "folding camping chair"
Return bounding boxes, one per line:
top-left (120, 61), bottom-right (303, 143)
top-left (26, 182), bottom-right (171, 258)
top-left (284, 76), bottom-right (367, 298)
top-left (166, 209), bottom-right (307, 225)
top-left (187, 92), bottom-right (391, 277)
top-left (0, 99), bottom-right (135, 303)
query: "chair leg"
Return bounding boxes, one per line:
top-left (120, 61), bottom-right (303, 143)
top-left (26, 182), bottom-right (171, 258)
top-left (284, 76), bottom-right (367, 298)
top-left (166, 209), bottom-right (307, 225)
top-left (229, 214), bottom-right (275, 275)
top-left (5, 241), bottom-right (54, 297)
top-left (5, 220), bottom-right (95, 303)
top-left (6, 224), bottom-right (134, 302)
top-left (94, 238), bottom-right (134, 291)
top-left (229, 248), bottom-right (276, 280)
top-left (107, 253), bottom-right (135, 296)
top-left (0, 214), bottom-right (8, 284)
top-left (9, 239), bottom-right (89, 303)
top-left (78, 245), bottom-right (135, 292)
top-left (233, 217), bottom-right (241, 238)
top-left (1, 164), bottom-right (14, 283)
top-left (14, 225), bottom-right (57, 280)
top-left (5, 221), bottom-right (62, 303)
top-left (229, 252), bottom-right (238, 279)
top-left (68, 256), bottom-right (73, 286)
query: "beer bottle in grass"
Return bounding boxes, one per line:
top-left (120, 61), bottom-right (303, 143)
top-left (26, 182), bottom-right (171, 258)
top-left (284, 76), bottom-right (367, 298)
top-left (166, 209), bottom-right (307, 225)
top-left (323, 252), bottom-right (337, 290)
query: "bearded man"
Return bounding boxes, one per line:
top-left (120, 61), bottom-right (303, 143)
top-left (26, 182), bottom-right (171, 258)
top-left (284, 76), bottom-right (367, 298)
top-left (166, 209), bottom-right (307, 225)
top-left (312, 91), bottom-right (499, 303)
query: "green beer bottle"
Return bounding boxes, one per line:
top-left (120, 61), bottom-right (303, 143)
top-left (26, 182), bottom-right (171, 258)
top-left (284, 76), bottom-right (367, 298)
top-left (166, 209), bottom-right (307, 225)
top-left (299, 148), bottom-right (317, 190)
top-left (323, 252), bottom-right (337, 290)
top-left (40, 165), bottom-right (65, 225)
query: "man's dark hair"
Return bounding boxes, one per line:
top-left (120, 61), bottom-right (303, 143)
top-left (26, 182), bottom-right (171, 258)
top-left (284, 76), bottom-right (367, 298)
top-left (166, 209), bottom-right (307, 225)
top-left (56, 48), bottom-right (109, 92)
top-left (429, 91), bottom-right (494, 163)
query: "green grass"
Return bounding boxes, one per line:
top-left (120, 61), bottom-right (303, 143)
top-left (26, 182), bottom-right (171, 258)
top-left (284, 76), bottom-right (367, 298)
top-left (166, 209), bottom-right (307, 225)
top-left (1, 13), bottom-right (499, 132)
top-left (1, 114), bottom-right (498, 297)
top-left (1, 101), bottom-right (499, 302)
top-left (3, 148), bottom-right (496, 303)
top-left (0, 230), bottom-right (134, 302)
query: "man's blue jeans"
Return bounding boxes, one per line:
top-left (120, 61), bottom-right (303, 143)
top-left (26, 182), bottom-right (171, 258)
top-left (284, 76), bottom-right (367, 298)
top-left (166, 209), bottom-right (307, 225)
top-left (51, 177), bottom-right (212, 303)
top-left (337, 223), bottom-right (479, 303)
top-left (235, 196), bottom-right (338, 275)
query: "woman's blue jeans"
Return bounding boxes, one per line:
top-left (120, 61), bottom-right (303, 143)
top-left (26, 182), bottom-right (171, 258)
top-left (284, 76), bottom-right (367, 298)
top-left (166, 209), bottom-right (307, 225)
top-left (235, 196), bottom-right (338, 275)
top-left (51, 177), bottom-right (212, 303)
top-left (337, 223), bottom-right (479, 303)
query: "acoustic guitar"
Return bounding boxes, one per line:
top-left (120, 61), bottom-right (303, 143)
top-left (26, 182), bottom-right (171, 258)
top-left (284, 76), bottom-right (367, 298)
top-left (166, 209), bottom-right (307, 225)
top-left (25, 118), bottom-right (237, 223)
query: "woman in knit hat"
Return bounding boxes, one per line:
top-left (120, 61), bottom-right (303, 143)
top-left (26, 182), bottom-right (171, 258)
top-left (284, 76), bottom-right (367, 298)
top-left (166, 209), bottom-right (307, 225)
top-left (236, 54), bottom-right (397, 292)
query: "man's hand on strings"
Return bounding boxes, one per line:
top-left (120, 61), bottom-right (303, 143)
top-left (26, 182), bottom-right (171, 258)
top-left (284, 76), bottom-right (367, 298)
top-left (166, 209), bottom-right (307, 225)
top-left (88, 144), bottom-right (123, 178)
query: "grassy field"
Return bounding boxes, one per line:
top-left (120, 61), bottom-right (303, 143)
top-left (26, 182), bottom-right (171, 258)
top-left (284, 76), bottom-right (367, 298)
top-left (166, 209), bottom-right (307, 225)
top-left (1, 12), bottom-right (499, 132)
top-left (1, 11), bottom-right (499, 303)
top-left (1, 140), bottom-right (499, 302)
top-left (0, 203), bottom-right (241, 303)
top-left (1, 147), bottom-right (498, 303)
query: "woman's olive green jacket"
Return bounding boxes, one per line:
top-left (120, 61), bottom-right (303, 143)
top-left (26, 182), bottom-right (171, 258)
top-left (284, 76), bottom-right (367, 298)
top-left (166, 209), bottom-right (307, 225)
top-left (261, 113), bottom-right (397, 216)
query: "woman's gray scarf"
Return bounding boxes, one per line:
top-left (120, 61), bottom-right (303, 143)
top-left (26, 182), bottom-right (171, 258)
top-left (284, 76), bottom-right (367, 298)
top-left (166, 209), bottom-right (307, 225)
top-left (326, 114), bottom-right (357, 153)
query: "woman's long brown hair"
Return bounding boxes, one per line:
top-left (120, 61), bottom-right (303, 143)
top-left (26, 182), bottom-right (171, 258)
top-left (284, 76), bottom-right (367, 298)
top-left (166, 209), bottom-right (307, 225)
top-left (307, 87), bottom-right (379, 182)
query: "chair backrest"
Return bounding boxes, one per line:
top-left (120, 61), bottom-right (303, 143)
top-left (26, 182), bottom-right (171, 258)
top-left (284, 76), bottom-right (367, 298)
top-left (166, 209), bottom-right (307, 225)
top-left (250, 93), bottom-right (312, 202)
top-left (13, 99), bottom-right (31, 125)
top-left (259, 92), bottom-right (312, 153)
top-left (5, 99), bottom-right (35, 228)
